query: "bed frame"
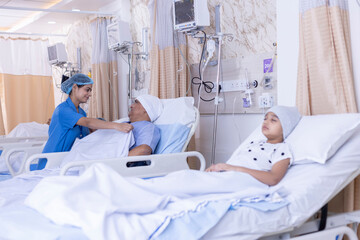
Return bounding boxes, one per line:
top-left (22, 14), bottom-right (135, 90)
top-left (1, 141), bottom-right (46, 176)
top-left (260, 167), bottom-right (360, 240)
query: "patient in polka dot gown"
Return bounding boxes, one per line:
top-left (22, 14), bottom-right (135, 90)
top-left (206, 106), bottom-right (302, 186)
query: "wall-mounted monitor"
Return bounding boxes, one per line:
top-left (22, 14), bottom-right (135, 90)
top-left (107, 21), bottom-right (132, 50)
top-left (173, 0), bottom-right (210, 32)
top-left (47, 43), bottom-right (67, 65)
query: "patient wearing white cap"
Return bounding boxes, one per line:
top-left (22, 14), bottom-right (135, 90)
top-left (127, 94), bottom-right (163, 156)
top-left (59, 94), bottom-right (163, 168)
top-left (206, 106), bottom-right (302, 186)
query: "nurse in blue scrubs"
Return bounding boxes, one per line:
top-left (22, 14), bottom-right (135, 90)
top-left (37, 73), bottom-right (133, 170)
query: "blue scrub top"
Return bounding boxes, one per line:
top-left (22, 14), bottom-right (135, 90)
top-left (37, 97), bottom-right (90, 170)
top-left (130, 121), bottom-right (160, 153)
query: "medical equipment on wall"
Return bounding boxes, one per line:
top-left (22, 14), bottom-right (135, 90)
top-left (174, 2), bottom-right (232, 165)
top-left (107, 20), bottom-right (149, 107)
top-left (47, 43), bottom-right (67, 66)
top-left (260, 42), bottom-right (277, 89)
top-left (107, 21), bottom-right (132, 52)
top-left (242, 69), bottom-right (254, 108)
top-left (173, 0), bottom-right (210, 32)
top-left (47, 43), bottom-right (81, 89)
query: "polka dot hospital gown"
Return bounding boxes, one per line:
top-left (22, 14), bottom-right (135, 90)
top-left (227, 140), bottom-right (293, 171)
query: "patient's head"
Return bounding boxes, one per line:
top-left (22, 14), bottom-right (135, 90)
top-left (129, 94), bottom-right (163, 123)
top-left (263, 106), bottom-right (301, 143)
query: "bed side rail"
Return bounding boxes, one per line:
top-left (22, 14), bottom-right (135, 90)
top-left (4, 145), bottom-right (44, 176)
top-left (289, 226), bottom-right (357, 240)
top-left (60, 151), bottom-right (206, 178)
top-left (0, 136), bottom-right (48, 143)
top-left (25, 152), bottom-right (69, 172)
top-left (0, 140), bottom-right (46, 151)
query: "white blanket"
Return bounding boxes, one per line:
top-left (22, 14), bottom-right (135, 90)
top-left (26, 163), bottom-right (283, 240)
top-left (60, 129), bottom-right (135, 167)
top-left (7, 122), bottom-right (48, 138)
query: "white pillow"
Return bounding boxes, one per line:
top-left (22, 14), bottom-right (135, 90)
top-left (238, 113), bottom-right (360, 164)
top-left (154, 97), bottom-right (195, 126)
top-left (287, 113), bottom-right (360, 164)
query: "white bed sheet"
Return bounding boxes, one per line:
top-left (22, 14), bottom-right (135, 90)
top-left (203, 130), bottom-right (360, 239)
top-left (0, 132), bottom-right (359, 239)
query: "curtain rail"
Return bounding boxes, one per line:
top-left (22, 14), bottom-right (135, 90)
top-left (0, 6), bottom-right (115, 15)
top-left (0, 31), bottom-right (67, 37)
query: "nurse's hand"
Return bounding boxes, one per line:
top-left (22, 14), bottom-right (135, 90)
top-left (115, 122), bottom-right (133, 133)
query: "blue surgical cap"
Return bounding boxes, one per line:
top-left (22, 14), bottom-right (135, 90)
top-left (61, 73), bottom-right (94, 94)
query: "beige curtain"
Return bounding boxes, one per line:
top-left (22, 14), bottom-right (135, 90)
top-left (0, 74), bottom-right (54, 134)
top-left (89, 18), bottom-right (119, 121)
top-left (297, 1), bottom-right (357, 114)
top-left (0, 36), bottom-right (54, 135)
top-left (148, 0), bottom-right (189, 99)
top-left (296, 0), bottom-right (358, 217)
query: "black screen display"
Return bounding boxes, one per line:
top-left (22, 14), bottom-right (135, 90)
top-left (174, 0), bottom-right (195, 25)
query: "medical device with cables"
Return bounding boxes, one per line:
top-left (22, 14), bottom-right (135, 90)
top-left (47, 43), bottom-right (67, 66)
top-left (107, 20), bottom-right (149, 107)
top-left (173, 2), bottom-right (233, 165)
top-left (173, 0), bottom-right (210, 32)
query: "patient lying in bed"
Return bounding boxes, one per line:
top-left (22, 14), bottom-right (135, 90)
top-left (207, 105), bottom-right (302, 186)
top-left (59, 94), bottom-right (163, 168)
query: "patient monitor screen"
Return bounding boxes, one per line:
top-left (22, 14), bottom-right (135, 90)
top-left (47, 45), bottom-right (57, 62)
top-left (174, 0), bottom-right (195, 25)
top-left (107, 24), bottom-right (119, 48)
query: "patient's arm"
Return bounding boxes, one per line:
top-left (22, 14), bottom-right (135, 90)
top-left (77, 117), bottom-right (133, 133)
top-left (128, 144), bottom-right (152, 156)
top-left (205, 158), bottom-right (290, 186)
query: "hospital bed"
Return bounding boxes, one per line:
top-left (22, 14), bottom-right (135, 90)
top-left (1, 112), bottom-right (360, 240)
top-left (0, 141), bottom-right (46, 177)
top-left (23, 96), bottom-right (199, 173)
top-left (0, 122), bottom-right (48, 176)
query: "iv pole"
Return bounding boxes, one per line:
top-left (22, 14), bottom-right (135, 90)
top-left (210, 34), bottom-right (223, 166)
top-left (209, 4), bottom-right (233, 165)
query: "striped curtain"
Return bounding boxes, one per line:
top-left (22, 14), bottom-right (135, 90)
top-left (89, 18), bottom-right (119, 121)
top-left (148, 0), bottom-right (189, 99)
top-left (296, 0), bottom-right (359, 220)
top-left (0, 36), bottom-right (54, 134)
top-left (296, 0), bottom-right (357, 114)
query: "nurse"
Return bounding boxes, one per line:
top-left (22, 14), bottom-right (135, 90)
top-left (38, 73), bottom-right (133, 170)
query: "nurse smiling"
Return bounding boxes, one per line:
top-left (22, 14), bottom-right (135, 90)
top-left (37, 73), bottom-right (133, 170)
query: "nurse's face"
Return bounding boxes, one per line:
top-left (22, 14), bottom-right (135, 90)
top-left (73, 84), bottom-right (92, 103)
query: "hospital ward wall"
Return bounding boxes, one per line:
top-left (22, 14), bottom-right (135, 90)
top-left (188, 0), bottom-right (278, 164)
top-left (194, 0), bottom-right (360, 165)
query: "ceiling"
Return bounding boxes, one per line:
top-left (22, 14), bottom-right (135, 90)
top-left (0, 0), bottom-right (117, 36)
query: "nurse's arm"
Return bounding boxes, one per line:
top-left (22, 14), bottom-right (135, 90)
top-left (128, 144), bottom-right (152, 156)
top-left (77, 117), bottom-right (133, 133)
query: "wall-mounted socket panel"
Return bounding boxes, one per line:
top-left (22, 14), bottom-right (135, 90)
top-left (258, 94), bottom-right (274, 108)
top-left (212, 79), bottom-right (247, 93)
top-left (191, 52), bottom-right (277, 114)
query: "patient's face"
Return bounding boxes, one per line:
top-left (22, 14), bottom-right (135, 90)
top-left (262, 112), bottom-right (283, 143)
top-left (128, 99), bottom-right (150, 122)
